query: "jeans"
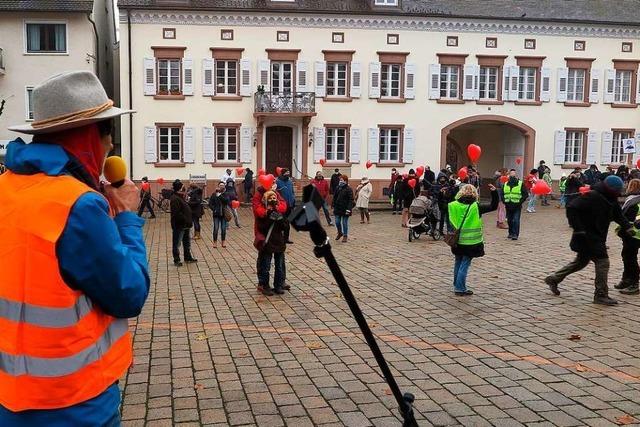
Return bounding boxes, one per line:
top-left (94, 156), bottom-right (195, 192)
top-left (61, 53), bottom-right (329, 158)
top-left (231, 208), bottom-right (240, 227)
top-left (137, 197), bottom-right (155, 217)
top-left (453, 255), bottom-right (472, 292)
top-left (548, 254), bottom-right (610, 297)
top-left (256, 251), bottom-right (286, 289)
top-left (172, 227), bottom-right (192, 262)
top-left (542, 195), bottom-right (550, 205)
top-left (212, 216), bottom-right (227, 241)
top-left (320, 200), bottom-right (333, 224)
top-left (335, 215), bottom-right (349, 236)
top-left (527, 194), bottom-right (537, 211)
top-left (559, 192), bottom-right (567, 207)
top-left (192, 216), bottom-right (201, 233)
top-left (505, 207), bottom-right (521, 238)
top-left (621, 239), bottom-right (640, 285)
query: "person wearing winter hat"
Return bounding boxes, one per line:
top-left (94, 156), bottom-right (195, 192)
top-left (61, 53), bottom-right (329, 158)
top-left (545, 175), bottom-right (634, 305)
top-left (170, 179), bottom-right (197, 266)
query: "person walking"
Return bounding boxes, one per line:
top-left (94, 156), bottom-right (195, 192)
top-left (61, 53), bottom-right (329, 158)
top-left (525, 169), bottom-right (538, 213)
top-left (187, 183), bottom-right (204, 239)
top-left (138, 176), bottom-right (156, 218)
top-left (356, 176), bottom-right (373, 224)
top-left (557, 173), bottom-right (568, 208)
top-left (0, 71), bottom-right (149, 426)
top-left (541, 166), bottom-right (552, 206)
top-left (501, 169), bottom-right (529, 240)
top-left (615, 179), bottom-right (640, 295)
top-left (244, 167), bottom-right (254, 203)
top-left (544, 176), bottom-right (633, 305)
top-left (254, 190), bottom-right (289, 295)
top-left (448, 184), bottom-right (499, 296)
top-left (225, 177), bottom-right (241, 227)
top-left (276, 168), bottom-right (295, 243)
top-left (312, 171), bottom-right (333, 225)
top-left (208, 182), bottom-right (230, 248)
top-left (332, 175), bottom-right (354, 242)
top-left (170, 179), bottom-right (198, 266)
top-left (329, 168), bottom-right (341, 195)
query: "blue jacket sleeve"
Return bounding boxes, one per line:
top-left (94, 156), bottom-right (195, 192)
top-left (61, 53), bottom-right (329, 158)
top-left (57, 192), bottom-right (150, 318)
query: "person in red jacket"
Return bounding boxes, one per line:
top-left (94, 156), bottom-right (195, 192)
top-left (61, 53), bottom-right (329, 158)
top-left (312, 171), bottom-right (333, 225)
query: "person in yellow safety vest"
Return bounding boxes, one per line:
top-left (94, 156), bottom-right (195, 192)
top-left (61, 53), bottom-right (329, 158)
top-left (500, 169), bottom-right (529, 241)
top-left (448, 184), bottom-right (499, 296)
top-left (615, 178), bottom-right (640, 295)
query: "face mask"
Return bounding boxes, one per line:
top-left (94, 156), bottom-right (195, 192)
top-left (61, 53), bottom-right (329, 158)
top-left (339, 181), bottom-right (346, 187)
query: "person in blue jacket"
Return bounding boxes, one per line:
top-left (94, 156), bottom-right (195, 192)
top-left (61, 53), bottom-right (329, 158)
top-left (276, 168), bottom-right (295, 244)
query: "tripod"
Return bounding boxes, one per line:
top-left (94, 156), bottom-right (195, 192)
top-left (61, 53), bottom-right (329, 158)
top-left (289, 185), bottom-right (418, 427)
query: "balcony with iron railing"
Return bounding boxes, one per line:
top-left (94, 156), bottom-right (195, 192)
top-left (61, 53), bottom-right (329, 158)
top-left (254, 91), bottom-right (316, 117)
top-left (0, 48), bottom-right (4, 74)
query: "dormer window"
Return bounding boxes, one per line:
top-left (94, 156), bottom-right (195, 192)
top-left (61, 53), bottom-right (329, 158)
top-left (375, 0), bottom-right (399, 5)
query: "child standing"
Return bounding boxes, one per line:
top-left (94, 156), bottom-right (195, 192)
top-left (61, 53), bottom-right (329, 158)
top-left (542, 167), bottom-right (552, 206)
top-left (558, 173), bottom-right (568, 208)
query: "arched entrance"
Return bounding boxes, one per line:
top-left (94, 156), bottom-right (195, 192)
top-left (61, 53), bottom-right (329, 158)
top-left (441, 115), bottom-right (536, 179)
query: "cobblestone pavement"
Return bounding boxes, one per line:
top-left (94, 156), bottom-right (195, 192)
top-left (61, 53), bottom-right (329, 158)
top-left (121, 205), bottom-right (640, 427)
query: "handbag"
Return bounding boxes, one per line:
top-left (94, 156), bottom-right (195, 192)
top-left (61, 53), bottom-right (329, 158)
top-left (444, 204), bottom-right (472, 248)
top-left (223, 206), bottom-right (233, 222)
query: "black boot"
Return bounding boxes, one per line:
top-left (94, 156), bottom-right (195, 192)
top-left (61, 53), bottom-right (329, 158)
top-left (545, 276), bottom-right (560, 296)
top-left (593, 295), bottom-right (618, 305)
top-left (614, 279), bottom-right (632, 290)
top-left (620, 284), bottom-right (639, 295)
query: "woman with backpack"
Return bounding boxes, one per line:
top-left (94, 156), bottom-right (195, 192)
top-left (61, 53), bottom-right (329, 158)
top-left (332, 174), bottom-right (354, 242)
top-left (208, 182), bottom-right (230, 248)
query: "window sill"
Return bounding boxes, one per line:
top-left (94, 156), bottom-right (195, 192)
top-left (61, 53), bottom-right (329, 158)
top-left (321, 162), bottom-right (351, 167)
top-left (212, 95), bottom-right (242, 101)
top-left (560, 163), bottom-right (588, 169)
top-left (437, 99), bottom-right (465, 104)
top-left (476, 100), bottom-right (504, 105)
top-left (323, 97), bottom-right (353, 103)
top-left (611, 103), bottom-right (638, 108)
top-left (208, 162), bottom-right (242, 167)
top-left (154, 94), bottom-right (186, 100)
top-left (155, 162), bottom-right (186, 167)
top-left (564, 101), bottom-right (590, 107)
top-left (377, 98), bottom-right (406, 103)
top-left (514, 101), bottom-right (543, 106)
top-left (23, 52), bottom-right (69, 56)
top-left (376, 162), bottom-right (405, 168)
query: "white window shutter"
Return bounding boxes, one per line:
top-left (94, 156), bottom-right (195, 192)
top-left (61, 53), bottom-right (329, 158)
top-left (604, 69), bottom-right (615, 103)
top-left (314, 61), bottom-right (326, 97)
top-left (554, 130), bottom-right (567, 165)
top-left (240, 127), bottom-right (252, 163)
top-left (240, 59), bottom-right (252, 97)
top-left (502, 65), bottom-right (510, 101)
top-left (473, 65), bottom-right (480, 100)
top-left (369, 62), bottom-right (381, 98)
top-left (601, 131), bottom-right (613, 165)
top-left (404, 63), bottom-right (416, 99)
top-left (350, 62), bottom-right (362, 98)
top-left (634, 131), bottom-right (640, 164)
top-left (202, 126), bottom-right (214, 163)
top-left (556, 67), bottom-right (568, 102)
top-left (463, 64), bottom-right (475, 100)
top-left (258, 59), bottom-right (270, 92)
top-left (313, 127), bottom-right (325, 162)
top-left (509, 65), bottom-right (519, 101)
top-left (586, 131), bottom-right (598, 165)
top-left (144, 126), bottom-right (157, 163)
top-left (143, 58), bottom-right (156, 96)
top-left (202, 58), bottom-right (214, 96)
top-left (429, 64), bottom-right (440, 100)
top-left (296, 60), bottom-right (308, 93)
top-left (181, 59), bottom-right (194, 96)
top-left (349, 128), bottom-right (361, 163)
top-left (403, 128), bottom-right (415, 164)
top-left (183, 127), bottom-right (195, 163)
top-left (540, 67), bottom-right (551, 102)
top-left (367, 128), bottom-right (379, 163)
top-left (589, 69), bottom-right (600, 103)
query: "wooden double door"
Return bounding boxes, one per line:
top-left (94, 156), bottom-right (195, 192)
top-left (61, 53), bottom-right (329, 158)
top-left (265, 126), bottom-right (293, 176)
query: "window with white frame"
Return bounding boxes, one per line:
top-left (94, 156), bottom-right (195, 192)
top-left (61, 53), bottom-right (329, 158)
top-left (567, 68), bottom-right (586, 102)
top-left (380, 63), bottom-right (401, 98)
top-left (611, 131), bottom-right (632, 164)
top-left (25, 87), bottom-right (34, 121)
top-left (325, 127), bottom-right (347, 162)
top-left (614, 70), bottom-right (632, 103)
top-left (375, 0), bottom-right (398, 5)
top-left (379, 128), bottom-right (401, 162)
top-left (518, 67), bottom-right (536, 100)
top-left (272, 62), bottom-right (293, 94)
top-left (158, 126), bottom-right (182, 162)
top-left (326, 62), bottom-right (348, 97)
top-left (215, 60), bottom-right (238, 95)
top-left (564, 131), bottom-right (585, 164)
top-left (216, 127), bottom-right (238, 162)
top-left (157, 59), bottom-right (181, 94)
top-left (439, 65), bottom-right (459, 99)
top-left (479, 66), bottom-right (498, 100)
top-left (25, 23), bottom-right (66, 53)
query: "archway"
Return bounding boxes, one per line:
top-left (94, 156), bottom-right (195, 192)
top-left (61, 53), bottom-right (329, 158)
top-left (441, 115), bottom-right (536, 179)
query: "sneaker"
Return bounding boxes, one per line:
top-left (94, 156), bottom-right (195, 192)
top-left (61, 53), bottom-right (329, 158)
top-left (545, 276), bottom-right (560, 295)
top-left (614, 280), bottom-right (631, 290)
top-left (454, 290), bottom-right (474, 296)
top-left (273, 287), bottom-right (285, 295)
top-left (260, 287), bottom-right (274, 296)
top-left (620, 285), bottom-right (639, 295)
top-left (185, 258), bottom-right (198, 263)
top-left (593, 295), bottom-right (618, 305)
top-left (512, 236), bottom-right (518, 241)
top-left (174, 261), bottom-right (183, 267)
top-left (342, 236), bottom-right (348, 243)
top-left (335, 232), bottom-right (343, 241)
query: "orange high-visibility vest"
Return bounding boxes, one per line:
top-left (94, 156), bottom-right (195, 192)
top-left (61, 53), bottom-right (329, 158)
top-left (0, 171), bottom-right (132, 411)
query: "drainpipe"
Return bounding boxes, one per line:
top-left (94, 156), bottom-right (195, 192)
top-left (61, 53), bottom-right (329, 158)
top-left (87, 13), bottom-right (99, 77)
top-left (127, 10), bottom-right (134, 179)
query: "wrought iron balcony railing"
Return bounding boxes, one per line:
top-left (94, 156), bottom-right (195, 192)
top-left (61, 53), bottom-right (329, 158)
top-left (254, 91), bottom-right (315, 114)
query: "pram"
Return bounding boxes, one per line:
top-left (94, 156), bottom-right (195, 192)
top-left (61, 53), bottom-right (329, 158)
top-left (407, 196), bottom-right (441, 242)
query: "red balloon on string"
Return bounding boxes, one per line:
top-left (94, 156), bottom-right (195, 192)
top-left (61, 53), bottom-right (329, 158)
top-left (258, 173), bottom-right (275, 189)
top-left (157, 177), bottom-right (164, 185)
top-left (408, 179), bottom-right (417, 189)
top-left (636, 159), bottom-right (640, 169)
top-left (467, 144), bottom-right (482, 163)
top-left (236, 167), bottom-right (245, 176)
top-left (531, 180), bottom-right (552, 195)
top-left (276, 167), bottom-right (283, 176)
top-left (499, 175), bottom-right (509, 184)
top-left (231, 200), bottom-right (241, 209)
top-left (515, 157), bottom-right (522, 165)
top-left (416, 166), bottom-right (425, 178)
top-left (319, 158), bottom-right (326, 166)
top-left (257, 168), bottom-right (266, 176)
top-left (366, 160), bottom-right (373, 169)
top-left (458, 167), bottom-right (468, 181)
top-left (579, 185), bottom-right (591, 195)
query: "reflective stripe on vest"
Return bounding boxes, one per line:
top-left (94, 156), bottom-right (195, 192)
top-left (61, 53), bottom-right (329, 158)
top-left (448, 201), bottom-right (484, 246)
top-left (0, 295), bottom-right (93, 328)
top-left (503, 181), bottom-right (523, 204)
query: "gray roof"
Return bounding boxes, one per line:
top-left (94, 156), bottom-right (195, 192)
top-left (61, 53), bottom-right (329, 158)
top-left (0, 0), bottom-right (93, 12)
top-left (117, 0), bottom-right (640, 26)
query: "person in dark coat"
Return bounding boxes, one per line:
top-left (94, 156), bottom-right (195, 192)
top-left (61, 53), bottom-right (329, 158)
top-left (424, 166), bottom-right (436, 185)
top-left (615, 179), bottom-right (640, 295)
top-left (537, 160), bottom-right (547, 179)
top-left (225, 177), bottom-right (241, 227)
top-left (332, 174), bottom-right (354, 242)
top-left (170, 179), bottom-right (197, 266)
top-left (276, 168), bottom-right (295, 243)
top-left (432, 175), bottom-right (455, 234)
top-left (390, 172), bottom-right (404, 215)
top-left (401, 169), bottom-right (420, 227)
top-left (187, 183), bottom-right (204, 239)
top-left (208, 182), bottom-right (230, 248)
top-left (564, 168), bottom-right (585, 206)
top-left (137, 176), bottom-right (156, 218)
top-left (616, 164), bottom-right (630, 182)
top-left (500, 169), bottom-right (529, 240)
top-left (584, 164), bottom-right (601, 185)
top-left (545, 176), bottom-right (633, 305)
top-left (329, 168), bottom-right (341, 195)
top-left (254, 190), bottom-right (289, 295)
top-left (244, 168), bottom-right (254, 203)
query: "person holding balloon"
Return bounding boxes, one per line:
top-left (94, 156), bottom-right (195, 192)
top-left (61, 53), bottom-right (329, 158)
top-left (138, 176), bottom-right (156, 218)
top-left (524, 169), bottom-right (539, 213)
top-left (225, 177), bottom-right (241, 228)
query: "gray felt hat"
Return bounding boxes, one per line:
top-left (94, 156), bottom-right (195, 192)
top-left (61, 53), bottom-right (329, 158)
top-left (9, 71), bottom-right (133, 134)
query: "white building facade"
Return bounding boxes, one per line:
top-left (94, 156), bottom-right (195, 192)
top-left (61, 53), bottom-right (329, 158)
top-left (118, 0), bottom-right (640, 199)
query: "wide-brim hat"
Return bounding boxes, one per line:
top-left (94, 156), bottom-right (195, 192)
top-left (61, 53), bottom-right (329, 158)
top-left (8, 71), bottom-right (134, 134)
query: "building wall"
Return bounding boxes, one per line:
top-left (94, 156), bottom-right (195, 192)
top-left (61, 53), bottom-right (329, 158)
top-left (120, 11), bottom-right (640, 198)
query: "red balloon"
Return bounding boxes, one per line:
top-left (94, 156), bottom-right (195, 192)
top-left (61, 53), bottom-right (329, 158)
top-left (276, 167), bottom-right (283, 176)
top-left (408, 179), bottom-right (417, 189)
top-left (236, 167), bottom-right (245, 176)
top-left (258, 173), bottom-right (275, 189)
top-left (499, 175), bottom-right (509, 184)
top-left (579, 185), bottom-right (591, 195)
top-left (531, 180), bottom-right (552, 196)
top-left (257, 168), bottom-right (266, 176)
top-left (366, 160), bottom-right (373, 169)
top-left (416, 166), bottom-right (425, 178)
top-left (467, 144), bottom-right (482, 163)
top-left (157, 177), bottom-right (164, 185)
top-left (516, 157), bottom-right (522, 165)
top-left (636, 159), bottom-right (640, 169)
top-left (319, 158), bottom-right (326, 166)
top-left (458, 167), bottom-right (468, 181)
top-left (231, 200), bottom-right (241, 209)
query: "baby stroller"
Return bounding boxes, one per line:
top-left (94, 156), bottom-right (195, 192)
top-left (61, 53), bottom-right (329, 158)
top-left (408, 196), bottom-right (441, 242)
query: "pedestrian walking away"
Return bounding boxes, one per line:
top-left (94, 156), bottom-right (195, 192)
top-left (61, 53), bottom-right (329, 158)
top-left (615, 179), bottom-right (640, 295)
top-left (208, 182), bottom-right (230, 248)
top-left (333, 174), bottom-right (354, 242)
top-left (355, 176), bottom-right (373, 224)
top-left (138, 176), bottom-right (156, 218)
top-left (187, 182), bottom-right (204, 239)
top-left (170, 179), bottom-right (198, 265)
top-left (545, 176), bottom-right (633, 305)
top-left (501, 169), bottom-right (529, 240)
